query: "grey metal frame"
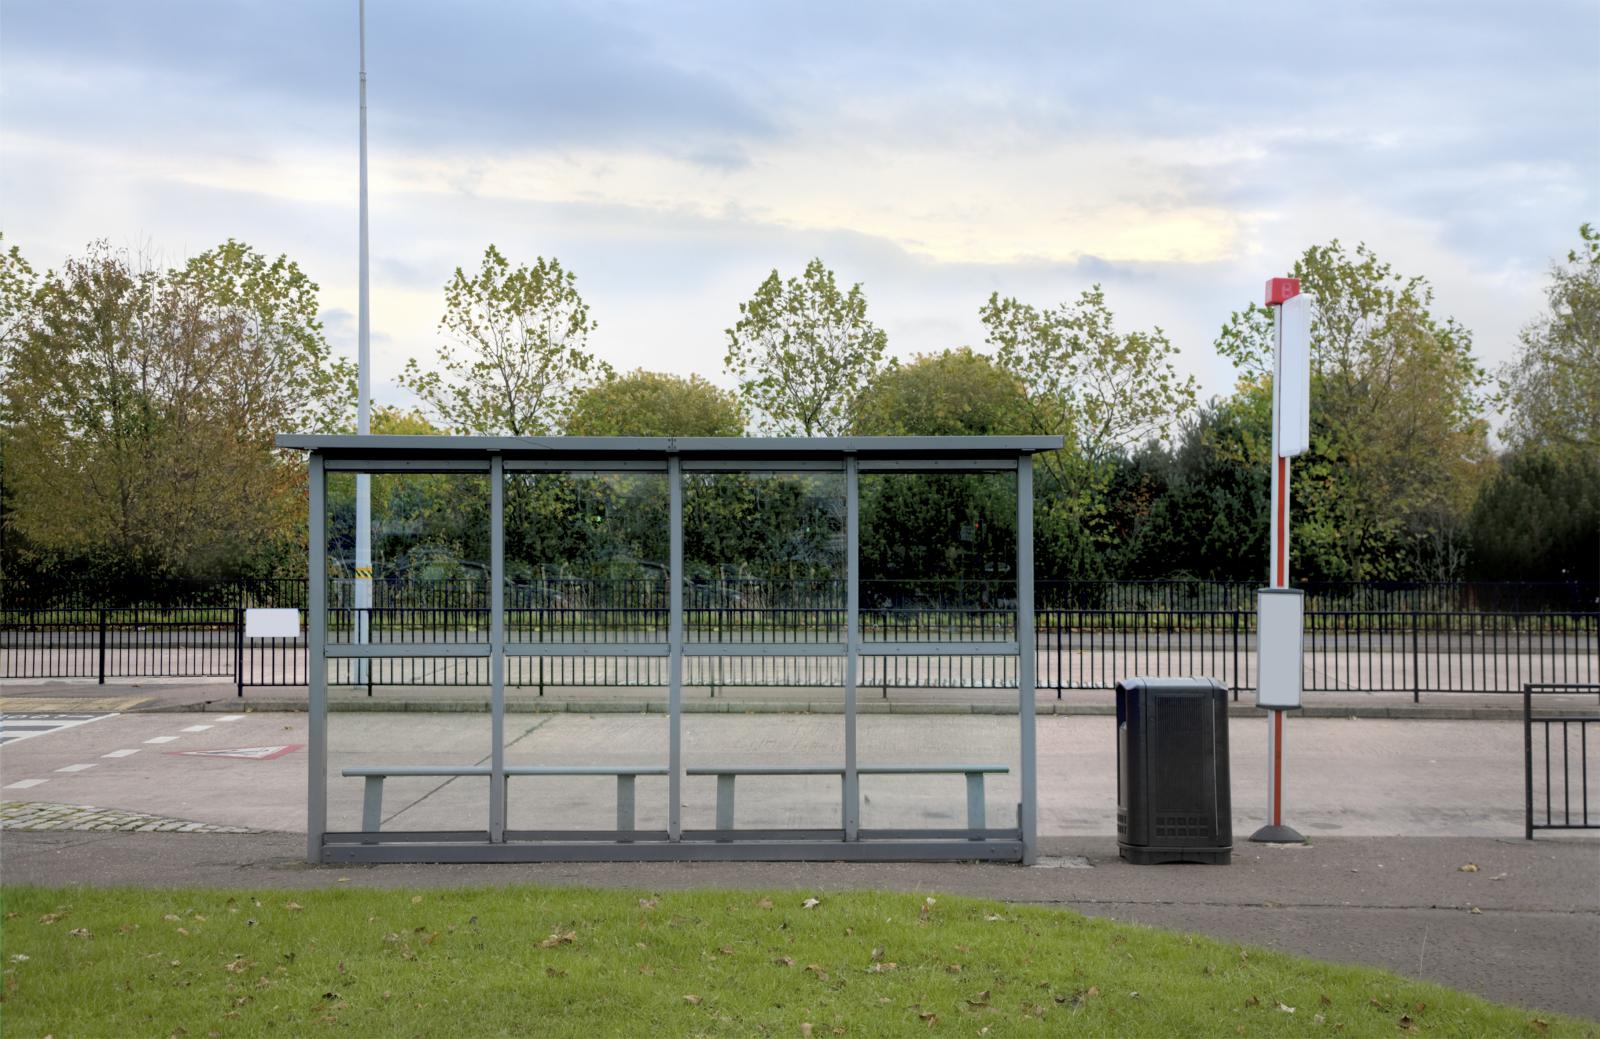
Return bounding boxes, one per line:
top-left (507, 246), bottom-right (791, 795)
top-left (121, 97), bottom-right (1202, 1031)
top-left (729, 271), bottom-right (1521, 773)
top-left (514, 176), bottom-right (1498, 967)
top-left (278, 434), bottom-right (1060, 865)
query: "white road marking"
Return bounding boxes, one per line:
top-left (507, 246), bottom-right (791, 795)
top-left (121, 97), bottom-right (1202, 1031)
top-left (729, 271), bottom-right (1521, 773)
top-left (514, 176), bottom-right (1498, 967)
top-left (180, 725), bottom-right (213, 733)
top-left (144, 736), bottom-right (179, 744)
top-left (102, 749), bottom-right (140, 759)
top-left (0, 713), bottom-right (119, 745)
top-left (55, 763), bottom-right (97, 773)
top-left (216, 715), bottom-right (245, 722)
top-left (3, 779), bottom-right (48, 790)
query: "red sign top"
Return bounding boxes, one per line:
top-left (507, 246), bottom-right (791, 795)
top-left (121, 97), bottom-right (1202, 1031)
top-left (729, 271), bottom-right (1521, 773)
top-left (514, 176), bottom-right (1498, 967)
top-left (1265, 277), bottom-right (1301, 306)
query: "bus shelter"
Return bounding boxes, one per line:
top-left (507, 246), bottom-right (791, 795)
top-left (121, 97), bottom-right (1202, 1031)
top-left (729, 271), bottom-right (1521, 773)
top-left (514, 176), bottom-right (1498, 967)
top-left (277, 434), bottom-right (1061, 864)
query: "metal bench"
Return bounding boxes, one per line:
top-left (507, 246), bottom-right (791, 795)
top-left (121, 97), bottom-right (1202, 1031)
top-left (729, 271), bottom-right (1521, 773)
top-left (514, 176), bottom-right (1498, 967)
top-left (686, 764), bottom-right (1009, 831)
top-left (341, 765), bottom-right (669, 831)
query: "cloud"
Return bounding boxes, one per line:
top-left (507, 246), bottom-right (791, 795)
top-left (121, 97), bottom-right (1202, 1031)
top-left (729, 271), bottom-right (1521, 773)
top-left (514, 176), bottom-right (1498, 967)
top-left (3, 0), bottom-right (1595, 425)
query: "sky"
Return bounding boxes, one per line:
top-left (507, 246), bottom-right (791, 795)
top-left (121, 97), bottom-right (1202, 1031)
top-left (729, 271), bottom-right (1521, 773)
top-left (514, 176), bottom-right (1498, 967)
top-left (3, 1), bottom-right (1597, 425)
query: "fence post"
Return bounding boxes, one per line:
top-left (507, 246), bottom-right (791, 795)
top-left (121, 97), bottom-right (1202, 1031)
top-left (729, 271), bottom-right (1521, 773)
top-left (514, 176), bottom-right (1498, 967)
top-left (1523, 686), bottom-right (1534, 840)
top-left (97, 607), bottom-right (107, 685)
top-left (1231, 609), bottom-right (1240, 702)
top-left (235, 607), bottom-right (245, 698)
top-left (1411, 610), bottom-right (1421, 704)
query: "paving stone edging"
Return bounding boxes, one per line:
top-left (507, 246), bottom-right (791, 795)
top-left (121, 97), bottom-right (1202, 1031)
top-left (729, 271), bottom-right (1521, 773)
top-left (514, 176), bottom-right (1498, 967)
top-left (156, 698), bottom-right (1594, 721)
top-left (0, 801), bottom-right (256, 834)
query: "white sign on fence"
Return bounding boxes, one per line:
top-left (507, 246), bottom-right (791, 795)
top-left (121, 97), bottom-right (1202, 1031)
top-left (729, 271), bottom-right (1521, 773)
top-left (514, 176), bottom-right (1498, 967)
top-left (244, 608), bottom-right (301, 639)
top-left (1256, 588), bottom-right (1304, 709)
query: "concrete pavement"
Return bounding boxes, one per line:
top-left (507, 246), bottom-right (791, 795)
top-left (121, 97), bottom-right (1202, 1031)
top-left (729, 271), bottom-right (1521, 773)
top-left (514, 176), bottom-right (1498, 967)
top-left (0, 710), bottom-right (1584, 836)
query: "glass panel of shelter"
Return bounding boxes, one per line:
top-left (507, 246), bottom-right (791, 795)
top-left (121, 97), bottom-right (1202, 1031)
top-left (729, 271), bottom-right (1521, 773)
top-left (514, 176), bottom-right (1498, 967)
top-left (321, 469), bottom-right (494, 837)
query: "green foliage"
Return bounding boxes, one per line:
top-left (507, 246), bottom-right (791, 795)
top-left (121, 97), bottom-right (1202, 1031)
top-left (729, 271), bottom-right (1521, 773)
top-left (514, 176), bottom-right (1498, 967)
top-left (724, 258), bottom-right (889, 435)
top-left (851, 347), bottom-right (1027, 437)
top-left (565, 369), bottom-right (745, 437)
top-left (1214, 241), bottom-right (1491, 581)
top-left (1116, 390), bottom-right (1272, 580)
top-left (1, 239), bottom-right (351, 581)
top-left (399, 245), bottom-right (610, 436)
top-left (1469, 448), bottom-right (1600, 582)
top-left (1501, 223), bottom-right (1600, 458)
top-left (982, 284), bottom-right (1197, 467)
top-left (851, 349), bottom-right (1027, 584)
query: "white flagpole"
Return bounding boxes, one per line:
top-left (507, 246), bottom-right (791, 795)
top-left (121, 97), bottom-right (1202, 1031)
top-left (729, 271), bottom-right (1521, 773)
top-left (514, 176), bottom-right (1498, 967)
top-left (354, 0), bottom-right (373, 678)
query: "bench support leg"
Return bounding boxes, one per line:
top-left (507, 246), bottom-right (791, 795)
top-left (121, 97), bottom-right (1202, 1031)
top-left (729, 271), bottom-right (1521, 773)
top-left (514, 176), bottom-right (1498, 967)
top-left (965, 773), bottom-right (986, 835)
top-left (616, 775), bottom-right (636, 834)
top-left (362, 776), bottom-right (385, 833)
top-left (715, 774), bottom-right (735, 832)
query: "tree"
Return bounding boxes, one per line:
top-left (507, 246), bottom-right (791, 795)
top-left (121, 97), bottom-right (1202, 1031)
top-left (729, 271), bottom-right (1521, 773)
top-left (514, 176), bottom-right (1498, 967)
top-left (982, 285), bottom-right (1197, 472)
top-left (399, 245), bottom-right (610, 436)
top-left (1468, 449), bottom-right (1599, 584)
top-left (724, 258), bottom-right (889, 435)
top-left (0, 234), bottom-right (37, 374)
top-left (1501, 224), bottom-right (1600, 458)
top-left (1213, 241), bottom-right (1491, 581)
top-left (1, 240), bottom-right (352, 580)
top-left (981, 285), bottom-right (1196, 581)
top-left (565, 370), bottom-right (744, 437)
top-left (850, 347), bottom-right (1027, 437)
top-left (851, 349), bottom-right (1028, 583)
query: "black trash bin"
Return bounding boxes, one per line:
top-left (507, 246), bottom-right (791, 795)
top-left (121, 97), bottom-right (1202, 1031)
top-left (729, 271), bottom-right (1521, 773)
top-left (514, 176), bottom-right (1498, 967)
top-left (1116, 677), bottom-right (1231, 864)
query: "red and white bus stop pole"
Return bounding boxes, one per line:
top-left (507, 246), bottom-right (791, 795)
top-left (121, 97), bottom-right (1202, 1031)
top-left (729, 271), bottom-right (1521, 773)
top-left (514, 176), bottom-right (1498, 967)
top-left (1252, 276), bottom-right (1309, 845)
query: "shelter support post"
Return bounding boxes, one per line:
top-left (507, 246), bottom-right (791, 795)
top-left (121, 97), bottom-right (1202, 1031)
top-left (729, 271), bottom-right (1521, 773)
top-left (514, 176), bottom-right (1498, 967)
top-left (668, 454), bottom-right (684, 841)
top-left (306, 454), bottom-right (327, 864)
top-left (489, 454), bottom-right (506, 841)
top-left (843, 455), bottom-right (860, 840)
top-left (1016, 454), bottom-right (1038, 864)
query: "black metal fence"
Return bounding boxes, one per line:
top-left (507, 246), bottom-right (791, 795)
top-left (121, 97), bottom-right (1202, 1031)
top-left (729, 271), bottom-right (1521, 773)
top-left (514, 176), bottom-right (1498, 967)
top-left (4, 578), bottom-right (1597, 699)
top-left (1524, 684), bottom-right (1599, 838)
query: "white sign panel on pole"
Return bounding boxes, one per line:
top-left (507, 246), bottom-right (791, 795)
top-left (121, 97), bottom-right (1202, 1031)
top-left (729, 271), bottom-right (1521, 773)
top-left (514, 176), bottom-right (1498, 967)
top-left (1276, 292), bottom-right (1311, 457)
top-left (245, 608), bottom-right (302, 639)
top-left (1256, 589), bottom-right (1303, 709)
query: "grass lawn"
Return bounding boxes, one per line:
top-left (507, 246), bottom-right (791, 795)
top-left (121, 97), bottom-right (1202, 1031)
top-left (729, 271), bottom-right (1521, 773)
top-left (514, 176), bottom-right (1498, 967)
top-left (0, 885), bottom-right (1587, 1038)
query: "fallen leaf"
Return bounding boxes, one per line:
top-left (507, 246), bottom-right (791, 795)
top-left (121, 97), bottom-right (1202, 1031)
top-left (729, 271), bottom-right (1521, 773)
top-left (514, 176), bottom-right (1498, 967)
top-left (538, 931), bottom-right (577, 948)
top-left (966, 990), bottom-right (992, 1007)
top-left (720, 945), bottom-right (734, 956)
top-left (945, 964), bottom-right (963, 974)
top-left (1528, 1020), bottom-right (1549, 1034)
top-left (800, 1025), bottom-right (813, 1037)
top-left (683, 994), bottom-right (702, 1005)
top-left (802, 898), bottom-right (821, 910)
top-left (866, 962), bottom-right (898, 973)
top-left (1458, 863), bottom-right (1479, 872)
top-left (774, 956), bottom-right (796, 967)
top-left (1314, 1013), bottom-right (1326, 1025)
top-left (1277, 1002), bottom-right (1296, 1014)
top-left (410, 896), bottom-right (423, 905)
top-left (984, 914), bottom-right (1003, 922)
top-left (918, 1011), bottom-right (938, 1027)
top-left (1398, 1013), bottom-right (1417, 1032)
top-left (1244, 996), bottom-right (1260, 1008)
top-left (283, 902), bottom-right (304, 912)
top-left (804, 964), bottom-right (830, 981)
top-left (1489, 872), bottom-right (1508, 881)
top-left (68, 928), bottom-right (92, 939)
top-left (638, 898), bottom-right (659, 909)
top-left (1320, 995), bottom-right (1332, 1006)
top-left (757, 898), bottom-right (774, 910)
top-left (1469, 906), bottom-right (1483, 915)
